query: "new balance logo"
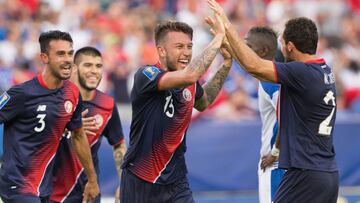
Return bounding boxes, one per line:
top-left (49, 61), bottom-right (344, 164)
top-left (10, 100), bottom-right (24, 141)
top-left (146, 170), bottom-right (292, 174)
top-left (37, 105), bottom-right (47, 112)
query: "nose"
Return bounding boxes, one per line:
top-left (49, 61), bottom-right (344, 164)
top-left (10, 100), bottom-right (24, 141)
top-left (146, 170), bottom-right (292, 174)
top-left (65, 54), bottom-right (73, 64)
top-left (183, 48), bottom-right (192, 57)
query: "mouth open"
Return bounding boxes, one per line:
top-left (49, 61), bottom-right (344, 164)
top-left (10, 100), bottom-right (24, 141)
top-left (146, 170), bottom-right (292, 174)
top-left (60, 64), bottom-right (72, 75)
top-left (178, 59), bottom-right (189, 67)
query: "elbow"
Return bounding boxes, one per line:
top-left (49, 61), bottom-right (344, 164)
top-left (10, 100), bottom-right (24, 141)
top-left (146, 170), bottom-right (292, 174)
top-left (196, 105), bottom-right (207, 112)
top-left (182, 70), bottom-right (199, 85)
top-left (246, 64), bottom-right (260, 75)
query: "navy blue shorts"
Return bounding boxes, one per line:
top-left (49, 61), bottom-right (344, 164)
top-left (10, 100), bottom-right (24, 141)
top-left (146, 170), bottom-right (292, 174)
top-left (50, 195), bottom-right (100, 203)
top-left (120, 169), bottom-right (195, 203)
top-left (274, 168), bottom-right (339, 203)
top-left (1, 195), bottom-right (50, 203)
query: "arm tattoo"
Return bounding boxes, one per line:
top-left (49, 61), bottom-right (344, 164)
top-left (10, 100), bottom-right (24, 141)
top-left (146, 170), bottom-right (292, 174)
top-left (204, 63), bottom-right (231, 104)
top-left (188, 35), bottom-right (223, 76)
top-left (113, 143), bottom-right (126, 179)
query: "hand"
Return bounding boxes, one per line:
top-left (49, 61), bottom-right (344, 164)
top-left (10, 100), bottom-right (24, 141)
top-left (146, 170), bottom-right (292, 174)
top-left (207, 0), bottom-right (231, 27)
top-left (114, 186), bottom-right (120, 203)
top-left (206, 23), bottom-right (233, 62)
top-left (83, 180), bottom-right (100, 203)
top-left (204, 13), bottom-right (225, 37)
top-left (82, 109), bottom-right (99, 136)
top-left (220, 45), bottom-right (232, 61)
top-left (260, 153), bottom-right (278, 172)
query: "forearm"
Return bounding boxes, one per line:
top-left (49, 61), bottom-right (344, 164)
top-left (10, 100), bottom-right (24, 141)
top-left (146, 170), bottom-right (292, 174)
top-left (113, 142), bottom-right (126, 179)
top-left (224, 23), bottom-right (275, 82)
top-left (203, 60), bottom-right (231, 104)
top-left (225, 23), bottom-right (261, 71)
top-left (186, 34), bottom-right (224, 80)
top-left (71, 128), bottom-right (97, 182)
top-left (274, 130), bottom-right (280, 149)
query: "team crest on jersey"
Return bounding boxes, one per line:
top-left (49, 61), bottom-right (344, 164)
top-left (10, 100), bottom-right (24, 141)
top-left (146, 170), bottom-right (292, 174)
top-left (64, 100), bottom-right (73, 113)
top-left (142, 66), bottom-right (160, 81)
top-left (0, 92), bottom-right (10, 110)
top-left (182, 88), bottom-right (192, 102)
top-left (94, 114), bottom-right (103, 128)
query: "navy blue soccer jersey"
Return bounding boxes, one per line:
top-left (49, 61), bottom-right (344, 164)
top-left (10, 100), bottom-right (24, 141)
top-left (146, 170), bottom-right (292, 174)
top-left (274, 58), bottom-right (337, 172)
top-left (0, 75), bottom-right (82, 198)
top-left (51, 90), bottom-right (124, 203)
top-left (122, 63), bottom-right (204, 184)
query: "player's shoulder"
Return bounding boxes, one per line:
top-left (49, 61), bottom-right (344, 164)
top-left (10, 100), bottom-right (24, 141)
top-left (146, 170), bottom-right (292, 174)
top-left (135, 64), bottom-right (163, 81)
top-left (92, 89), bottom-right (115, 109)
top-left (7, 76), bottom-right (37, 94)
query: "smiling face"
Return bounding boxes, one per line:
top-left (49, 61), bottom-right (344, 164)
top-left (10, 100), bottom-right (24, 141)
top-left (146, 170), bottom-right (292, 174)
top-left (158, 31), bottom-right (193, 71)
top-left (76, 54), bottom-right (103, 91)
top-left (41, 39), bottom-right (74, 80)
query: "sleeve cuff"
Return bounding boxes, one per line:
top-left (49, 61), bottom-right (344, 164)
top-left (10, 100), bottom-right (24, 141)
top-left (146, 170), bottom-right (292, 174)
top-left (112, 138), bottom-right (125, 147)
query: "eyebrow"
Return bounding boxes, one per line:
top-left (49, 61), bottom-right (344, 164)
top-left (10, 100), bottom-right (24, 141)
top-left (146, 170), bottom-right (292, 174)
top-left (56, 50), bottom-right (74, 54)
top-left (174, 43), bottom-right (193, 46)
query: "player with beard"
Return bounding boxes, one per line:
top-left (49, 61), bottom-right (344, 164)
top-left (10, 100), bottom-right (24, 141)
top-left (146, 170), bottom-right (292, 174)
top-left (50, 47), bottom-right (126, 203)
top-left (121, 19), bottom-right (233, 202)
top-left (0, 31), bottom-right (99, 203)
top-left (207, 1), bottom-right (339, 202)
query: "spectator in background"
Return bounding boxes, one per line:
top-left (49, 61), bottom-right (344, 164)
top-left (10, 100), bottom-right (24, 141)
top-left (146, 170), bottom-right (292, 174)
top-left (0, 0), bottom-right (359, 117)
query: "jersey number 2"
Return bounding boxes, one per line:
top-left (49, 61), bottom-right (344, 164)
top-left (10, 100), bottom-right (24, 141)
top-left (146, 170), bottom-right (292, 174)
top-left (318, 90), bottom-right (336, 136)
top-left (34, 114), bottom-right (46, 132)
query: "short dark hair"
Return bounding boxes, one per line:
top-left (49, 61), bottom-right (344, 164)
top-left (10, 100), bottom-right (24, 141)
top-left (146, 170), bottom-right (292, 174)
top-left (39, 30), bottom-right (73, 53)
top-left (154, 21), bottom-right (193, 45)
top-left (283, 17), bottom-right (318, 55)
top-left (248, 26), bottom-right (278, 59)
top-left (74, 46), bottom-right (102, 65)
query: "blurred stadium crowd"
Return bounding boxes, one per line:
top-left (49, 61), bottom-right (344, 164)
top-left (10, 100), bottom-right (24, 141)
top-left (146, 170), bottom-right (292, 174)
top-left (0, 0), bottom-right (360, 121)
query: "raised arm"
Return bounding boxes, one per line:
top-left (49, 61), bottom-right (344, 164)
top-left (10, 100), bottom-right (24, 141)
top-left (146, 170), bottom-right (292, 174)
top-left (71, 128), bottom-right (100, 203)
top-left (207, 0), bottom-right (277, 83)
top-left (195, 38), bottom-right (233, 111)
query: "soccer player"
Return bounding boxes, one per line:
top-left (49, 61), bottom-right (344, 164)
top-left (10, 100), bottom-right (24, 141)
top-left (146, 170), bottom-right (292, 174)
top-left (120, 19), bottom-right (232, 202)
top-left (207, 1), bottom-right (339, 202)
top-left (50, 46), bottom-right (126, 203)
top-left (0, 30), bottom-right (99, 203)
top-left (243, 26), bottom-right (286, 203)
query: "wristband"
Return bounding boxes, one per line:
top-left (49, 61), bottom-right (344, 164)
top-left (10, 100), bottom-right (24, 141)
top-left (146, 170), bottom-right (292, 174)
top-left (271, 146), bottom-right (280, 157)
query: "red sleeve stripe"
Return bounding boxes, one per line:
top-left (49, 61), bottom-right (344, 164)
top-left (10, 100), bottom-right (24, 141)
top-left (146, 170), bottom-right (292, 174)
top-left (156, 72), bottom-right (167, 91)
top-left (112, 138), bottom-right (125, 147)
top-left (273, 62), bottom-right (278, 83)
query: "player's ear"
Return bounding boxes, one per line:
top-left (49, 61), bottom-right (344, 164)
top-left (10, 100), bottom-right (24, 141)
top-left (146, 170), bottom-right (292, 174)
top-left (287, 41), bottom-right (295, 52)
top-left (157, 46), bottom-right (166, 58)
top-left (259, 45), bottom-right (269, 58)
top-left (40, 52), bottom-right (49, 64)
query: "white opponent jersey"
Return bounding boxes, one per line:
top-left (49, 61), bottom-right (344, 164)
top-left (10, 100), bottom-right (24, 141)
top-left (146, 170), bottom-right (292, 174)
top-left (258, 81), bottom-right (280, 169)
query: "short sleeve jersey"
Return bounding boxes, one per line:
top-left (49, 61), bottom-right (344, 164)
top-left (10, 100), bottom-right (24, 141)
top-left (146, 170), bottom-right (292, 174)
top-left (122, 64), bottom-right (204, 184)
top-left (51, 90), bottom-right (124, 203)
top-left (274, 58), bottom-right (337, 172)
top-left (0, 75), bottom-right (82, 198)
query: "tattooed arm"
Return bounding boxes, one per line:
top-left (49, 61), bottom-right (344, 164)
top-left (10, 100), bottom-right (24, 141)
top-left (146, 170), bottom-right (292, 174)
top-left (194, 43), bottom-right (232, 111)
top-left (113, 142), bottom-right (126, 203)
top-left (158, 16), bottom-right (225, 90)
top-left (207, 0), bottom-right (276, 83)
top-left (113, 142), bottom-right (126, 179)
